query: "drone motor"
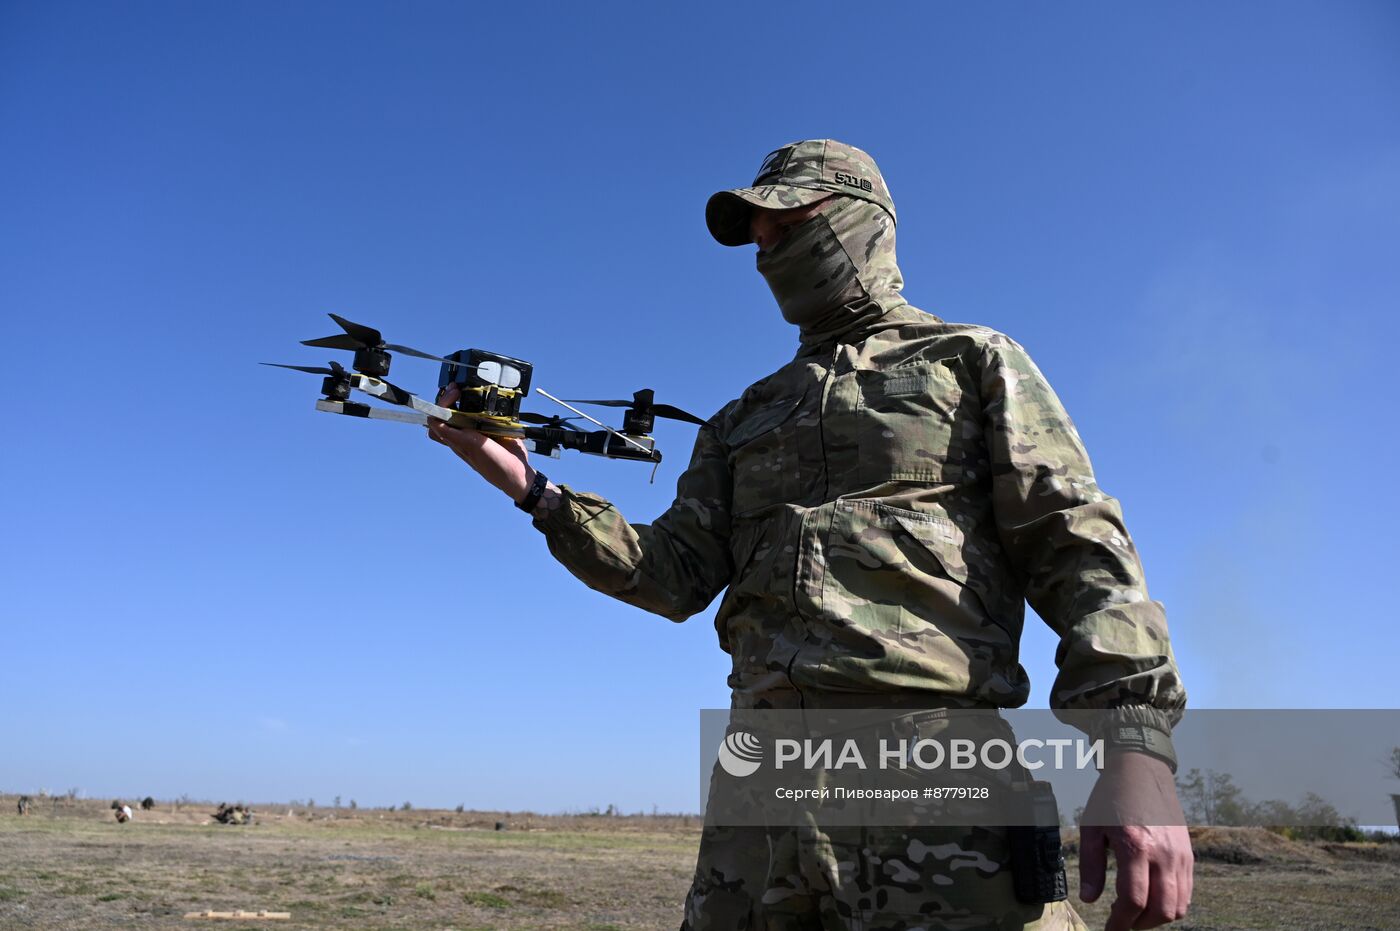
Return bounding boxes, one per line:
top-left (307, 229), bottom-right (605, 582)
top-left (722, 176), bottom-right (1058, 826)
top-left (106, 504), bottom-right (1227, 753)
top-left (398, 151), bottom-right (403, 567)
top-left (321, 370), bottom-right (352, 401)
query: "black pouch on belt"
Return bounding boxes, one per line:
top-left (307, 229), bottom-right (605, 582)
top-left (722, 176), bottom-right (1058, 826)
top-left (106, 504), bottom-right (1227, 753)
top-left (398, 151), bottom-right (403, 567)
top-left (1008, 780), bottom-right (1068, 904)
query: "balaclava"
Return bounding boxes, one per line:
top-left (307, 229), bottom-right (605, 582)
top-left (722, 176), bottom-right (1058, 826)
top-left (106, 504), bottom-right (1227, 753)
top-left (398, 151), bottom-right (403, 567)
top-left (753, 195), bottom-right (904, 344)
top-left (705, 139), bottom-right (907, 345)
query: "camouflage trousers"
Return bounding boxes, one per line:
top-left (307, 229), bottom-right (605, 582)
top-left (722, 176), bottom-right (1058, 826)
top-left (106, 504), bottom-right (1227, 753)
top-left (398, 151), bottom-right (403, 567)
top-left (679, 820), bottom-right (1086, 931)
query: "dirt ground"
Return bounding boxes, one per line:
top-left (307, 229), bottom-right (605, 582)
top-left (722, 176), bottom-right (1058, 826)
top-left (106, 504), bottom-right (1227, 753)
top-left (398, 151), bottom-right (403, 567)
top-left (1, 797), bottom-right (1397, 930)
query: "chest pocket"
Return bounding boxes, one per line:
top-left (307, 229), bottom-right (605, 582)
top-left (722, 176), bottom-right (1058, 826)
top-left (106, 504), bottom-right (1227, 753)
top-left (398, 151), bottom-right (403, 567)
top-left (856, 359), bottom-right (965, 483)
top-left (726, 395), bottom-right (803, 515)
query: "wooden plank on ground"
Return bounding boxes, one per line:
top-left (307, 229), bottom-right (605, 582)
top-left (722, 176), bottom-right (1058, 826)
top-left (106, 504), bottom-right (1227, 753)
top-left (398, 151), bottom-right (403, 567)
top-left (183, 910), bottom-right (291, 921)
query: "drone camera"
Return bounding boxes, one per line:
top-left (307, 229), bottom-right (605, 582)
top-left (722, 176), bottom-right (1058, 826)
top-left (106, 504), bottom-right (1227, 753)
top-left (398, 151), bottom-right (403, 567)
top-left (439, 349), bottom-right (533, 420)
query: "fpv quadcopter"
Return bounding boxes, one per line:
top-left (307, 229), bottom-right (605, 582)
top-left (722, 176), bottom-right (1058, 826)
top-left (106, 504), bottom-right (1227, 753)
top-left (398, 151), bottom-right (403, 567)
top-left (265, 314), bottom-right (706, 468)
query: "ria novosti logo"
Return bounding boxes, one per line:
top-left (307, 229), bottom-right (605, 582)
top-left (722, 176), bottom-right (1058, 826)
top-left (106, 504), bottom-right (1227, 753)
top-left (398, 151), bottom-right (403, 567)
top-left (715, 732), bottom-right (1106, 777)
top-left (717, 731), bottom-right (763, 777)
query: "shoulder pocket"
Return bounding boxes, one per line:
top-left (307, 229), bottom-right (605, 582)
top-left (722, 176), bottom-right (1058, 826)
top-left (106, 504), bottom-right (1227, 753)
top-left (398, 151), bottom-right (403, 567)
top-left (856, 359), bottom-right (966, 483)
top-left (726, 395), bottom-right (804, 515)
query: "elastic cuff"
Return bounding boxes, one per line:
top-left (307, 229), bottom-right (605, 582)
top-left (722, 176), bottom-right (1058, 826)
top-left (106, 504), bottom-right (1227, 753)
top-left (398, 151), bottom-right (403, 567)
top-left (1094, 706), bottom-right (1179, 773)
top-left (529, 483), bottom-right (594, 535)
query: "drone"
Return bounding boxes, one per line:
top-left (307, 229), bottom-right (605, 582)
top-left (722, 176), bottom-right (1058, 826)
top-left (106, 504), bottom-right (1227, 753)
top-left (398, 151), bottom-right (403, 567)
top-left (265, 313), bottom-right (706, 469)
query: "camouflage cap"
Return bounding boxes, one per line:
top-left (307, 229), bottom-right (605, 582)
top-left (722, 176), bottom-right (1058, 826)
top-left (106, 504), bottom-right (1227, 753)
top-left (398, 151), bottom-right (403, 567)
top-left (705, 139), bottom-right (897, 247)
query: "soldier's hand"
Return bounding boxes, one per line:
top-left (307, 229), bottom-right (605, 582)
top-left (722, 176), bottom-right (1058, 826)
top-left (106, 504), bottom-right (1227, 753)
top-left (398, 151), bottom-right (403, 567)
top-left (1079, 752), bottom-right (1193, 930)
top-left (426, 383), bottom-right (534, 503)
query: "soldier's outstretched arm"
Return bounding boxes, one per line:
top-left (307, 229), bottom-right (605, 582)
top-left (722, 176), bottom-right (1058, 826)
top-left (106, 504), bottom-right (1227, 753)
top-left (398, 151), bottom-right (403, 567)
top-left (427, 385), bottom-right (735, 622)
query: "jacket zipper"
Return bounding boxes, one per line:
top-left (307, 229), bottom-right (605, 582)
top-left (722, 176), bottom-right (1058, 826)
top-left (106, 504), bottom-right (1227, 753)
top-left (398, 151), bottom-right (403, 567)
top-left (785, 343), bottom-right (842, 707)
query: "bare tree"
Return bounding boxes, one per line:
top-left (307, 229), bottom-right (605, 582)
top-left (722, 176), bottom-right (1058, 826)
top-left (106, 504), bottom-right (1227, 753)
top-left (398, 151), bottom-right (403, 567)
top-left (1388, 747), bottom-right (1400, 831)
top-left (1176, 768), bottom-right (1246, 825)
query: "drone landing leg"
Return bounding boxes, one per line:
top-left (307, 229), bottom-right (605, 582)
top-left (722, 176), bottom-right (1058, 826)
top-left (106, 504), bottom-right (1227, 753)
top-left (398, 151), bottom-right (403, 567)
top-left (315, 399), bottom-right (427, 425)
top-left (313, 399), bottom-right (559, 457)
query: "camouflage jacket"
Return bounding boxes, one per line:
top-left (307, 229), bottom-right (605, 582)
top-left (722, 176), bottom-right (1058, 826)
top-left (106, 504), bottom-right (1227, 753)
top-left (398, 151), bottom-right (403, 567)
top-left (533, 301), bottom-right (1185, 758)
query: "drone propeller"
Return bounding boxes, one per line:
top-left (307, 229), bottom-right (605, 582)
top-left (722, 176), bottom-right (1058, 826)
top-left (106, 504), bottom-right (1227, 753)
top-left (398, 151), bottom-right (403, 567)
top-left (518, 411), bottom-right (586, 431)
top-left (301, 313), bottom-right (469, 369)
top-left (261, 360), bottom-right (349, 376)
top-left (561, 388), bottom-right (706, 426)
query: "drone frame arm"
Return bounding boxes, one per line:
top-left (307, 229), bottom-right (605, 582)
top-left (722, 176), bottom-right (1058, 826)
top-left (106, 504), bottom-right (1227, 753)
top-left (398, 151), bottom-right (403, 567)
top-left (348, 374), bottom-right (524, 437)
top-left (521, 424), bottom-right (660, 464)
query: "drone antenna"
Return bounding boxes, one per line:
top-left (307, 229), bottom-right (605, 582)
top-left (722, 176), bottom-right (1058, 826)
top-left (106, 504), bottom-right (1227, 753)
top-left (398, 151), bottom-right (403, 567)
top-left (536, 389), bottom-right (654, 456)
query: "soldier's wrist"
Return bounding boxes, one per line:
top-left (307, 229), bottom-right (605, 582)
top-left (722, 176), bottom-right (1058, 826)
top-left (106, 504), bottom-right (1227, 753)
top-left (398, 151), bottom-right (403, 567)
top-left (530, 481), bottom-right (563, 520)
top-left (515, 469), bottom-right (549, 513)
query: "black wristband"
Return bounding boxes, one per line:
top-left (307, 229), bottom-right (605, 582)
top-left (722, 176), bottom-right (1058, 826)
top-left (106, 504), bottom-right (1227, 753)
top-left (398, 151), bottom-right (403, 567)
top-left (515, 470), bottom-right (549, 513)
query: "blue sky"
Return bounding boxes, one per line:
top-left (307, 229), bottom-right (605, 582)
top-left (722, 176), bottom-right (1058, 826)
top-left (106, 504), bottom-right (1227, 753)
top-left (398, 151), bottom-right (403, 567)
top-left (3, 1), bottom-right (1397, 812)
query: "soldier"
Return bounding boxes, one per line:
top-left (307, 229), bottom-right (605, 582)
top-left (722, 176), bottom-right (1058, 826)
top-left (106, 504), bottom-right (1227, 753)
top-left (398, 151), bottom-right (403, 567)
top-left (428, 140), bottom-right (1191, 930)
top-left (16, 795), bottom-right (30, 816)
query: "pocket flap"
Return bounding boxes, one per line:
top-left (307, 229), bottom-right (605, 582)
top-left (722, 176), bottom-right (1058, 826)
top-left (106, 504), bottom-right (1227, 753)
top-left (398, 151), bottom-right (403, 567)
top-left (888, 508), bottom-right (969, 583)
top-left (725, 395), bottom-right (801, 448)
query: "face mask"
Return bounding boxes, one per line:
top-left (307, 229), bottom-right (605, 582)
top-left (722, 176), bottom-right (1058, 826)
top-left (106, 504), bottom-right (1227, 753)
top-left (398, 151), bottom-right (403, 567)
top-left (755, 208), bottom-right (867, 326)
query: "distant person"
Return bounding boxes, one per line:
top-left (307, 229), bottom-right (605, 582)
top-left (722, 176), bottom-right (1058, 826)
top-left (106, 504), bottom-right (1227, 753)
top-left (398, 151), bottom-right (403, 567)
top-left (428, 140), bottom-right (1191, 930)
top-left (17, 795), bottom-right (31, 816)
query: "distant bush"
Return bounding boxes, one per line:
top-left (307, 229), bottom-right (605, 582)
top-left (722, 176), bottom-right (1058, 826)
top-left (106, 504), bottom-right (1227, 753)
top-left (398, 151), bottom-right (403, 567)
top-left (401, 801), bottom-right (413, 811)
top-left (1273, 824), bottom-right (1366, 843)
top-left (463, 891), bottom-right (509, 909)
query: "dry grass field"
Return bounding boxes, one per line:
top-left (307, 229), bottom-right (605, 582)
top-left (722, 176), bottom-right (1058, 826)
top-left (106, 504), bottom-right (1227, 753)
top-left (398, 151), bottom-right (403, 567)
top-left (1, 796), bottom-right (1397, 930)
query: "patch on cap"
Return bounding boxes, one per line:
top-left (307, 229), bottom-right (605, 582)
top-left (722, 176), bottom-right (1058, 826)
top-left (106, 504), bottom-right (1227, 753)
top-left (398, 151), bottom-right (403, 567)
top-left (753, 147), bottom-right (794, 186)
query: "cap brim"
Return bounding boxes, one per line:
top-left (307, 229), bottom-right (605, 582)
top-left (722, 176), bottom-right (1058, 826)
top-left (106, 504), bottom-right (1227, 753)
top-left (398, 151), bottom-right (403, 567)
top-left (705, 185), bottom-right (833, 247)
